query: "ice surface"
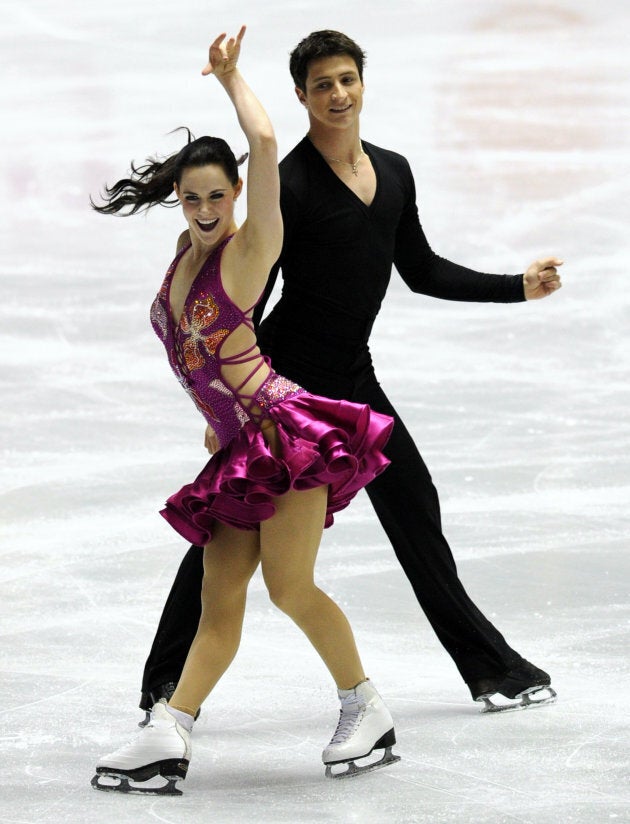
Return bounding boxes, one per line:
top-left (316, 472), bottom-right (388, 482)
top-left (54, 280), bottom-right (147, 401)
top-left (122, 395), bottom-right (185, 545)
top-left (1, 1), bottom-right (629, 822)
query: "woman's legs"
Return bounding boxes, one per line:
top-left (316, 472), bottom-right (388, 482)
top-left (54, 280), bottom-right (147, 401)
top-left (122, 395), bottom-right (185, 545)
top-left (139, 546), bottom-right (204, 712)
top-left (260, 484), bottom-right (365, 690)
top-left (94, 525), bottom-right (260, 793)
top-left (168, 522), bottom-right (260, 717)
top-left (259, 484), bottom-right (398, 773)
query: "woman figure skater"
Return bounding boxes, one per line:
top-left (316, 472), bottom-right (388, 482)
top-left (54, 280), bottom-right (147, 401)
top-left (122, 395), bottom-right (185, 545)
top-left (91, 27), bottom-right (399, 795)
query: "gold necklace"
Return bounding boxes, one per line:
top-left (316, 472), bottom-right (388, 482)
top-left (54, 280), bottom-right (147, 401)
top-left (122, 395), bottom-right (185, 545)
top-left (323, 145), bottom-right (365, 176)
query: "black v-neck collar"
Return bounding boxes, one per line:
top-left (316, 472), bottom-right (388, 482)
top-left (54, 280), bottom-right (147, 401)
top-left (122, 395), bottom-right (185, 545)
top-left (303, 137), bottom-right (379, 212)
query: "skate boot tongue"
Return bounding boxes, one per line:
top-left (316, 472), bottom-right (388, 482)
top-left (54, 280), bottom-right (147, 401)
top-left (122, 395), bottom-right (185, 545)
top-left (330, 698), bottom-right (364, 745)
top-left (322, 680), bottom-right (400, 778)
top-left (340, 691), bottom-right (365, 709)
top-left (149, 700), bottom-right (175, 727)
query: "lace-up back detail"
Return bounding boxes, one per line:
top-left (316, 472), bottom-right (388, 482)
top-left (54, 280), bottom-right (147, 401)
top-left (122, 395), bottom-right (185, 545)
top-left (150, 236), bottom-right (303, 448)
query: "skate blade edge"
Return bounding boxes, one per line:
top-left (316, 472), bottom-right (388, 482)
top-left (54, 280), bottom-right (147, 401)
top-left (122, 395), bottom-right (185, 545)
top-left (478, 687), bottom-right (558, 714)
top-left (91, 772), bottom-right (184, 796)
top-left (325, 747), bottom-right (401, 779)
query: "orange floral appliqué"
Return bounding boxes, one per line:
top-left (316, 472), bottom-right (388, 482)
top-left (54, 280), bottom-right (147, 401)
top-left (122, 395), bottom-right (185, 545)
top-left (180, 297), bottom-right (230, 372)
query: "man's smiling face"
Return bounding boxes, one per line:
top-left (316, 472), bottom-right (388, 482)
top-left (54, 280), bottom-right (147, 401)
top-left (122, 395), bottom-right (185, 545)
top-left (296, 55), bottom-right (364, 131)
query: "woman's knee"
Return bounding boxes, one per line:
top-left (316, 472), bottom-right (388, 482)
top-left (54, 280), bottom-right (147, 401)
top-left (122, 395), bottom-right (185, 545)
top-left (200, 573), bottom-right (244, 610)
top-left (197, 593), bottom-right (246, 652)
top-left (266, 579), bottom-right (317, 617)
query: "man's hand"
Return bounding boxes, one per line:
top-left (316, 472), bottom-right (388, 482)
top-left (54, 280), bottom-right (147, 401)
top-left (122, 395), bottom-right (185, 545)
top-left (204, 424), bottom-right (220, 455)
top-left (523, 257), bottom-right (563, 300)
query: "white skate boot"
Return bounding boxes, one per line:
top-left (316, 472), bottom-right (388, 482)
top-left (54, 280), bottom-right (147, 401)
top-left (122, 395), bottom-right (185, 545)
top-left (322, 680), bottom-right (400, 778)
top-left (91, 702), bottom-right (191, 795)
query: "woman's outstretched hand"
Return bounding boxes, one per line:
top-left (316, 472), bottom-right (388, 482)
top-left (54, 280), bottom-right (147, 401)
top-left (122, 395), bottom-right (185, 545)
top-left (201, 26), bottom-right (246, 78)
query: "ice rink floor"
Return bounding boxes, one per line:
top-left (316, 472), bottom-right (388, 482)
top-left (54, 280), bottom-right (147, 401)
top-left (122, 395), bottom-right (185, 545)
top-left (1, 1), bottom-right (629, 822)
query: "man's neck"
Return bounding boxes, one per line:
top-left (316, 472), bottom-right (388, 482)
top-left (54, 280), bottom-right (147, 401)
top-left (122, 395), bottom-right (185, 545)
top-left (306, 123), bottom-right (363, 163)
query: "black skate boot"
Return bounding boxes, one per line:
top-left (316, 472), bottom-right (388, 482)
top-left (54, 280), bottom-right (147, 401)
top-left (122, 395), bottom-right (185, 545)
top-left (138, 682), bottom-right (200, 728)
top-left (469, 660), bottom-right (557, 713)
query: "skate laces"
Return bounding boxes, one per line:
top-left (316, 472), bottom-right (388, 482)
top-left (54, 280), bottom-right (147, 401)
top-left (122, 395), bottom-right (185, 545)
top-left (329, 697), bottom-right (366, 745)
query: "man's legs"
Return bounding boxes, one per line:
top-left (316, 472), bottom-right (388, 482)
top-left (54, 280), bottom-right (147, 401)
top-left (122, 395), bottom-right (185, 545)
top-left (353, 375), bottom-right (549, 695)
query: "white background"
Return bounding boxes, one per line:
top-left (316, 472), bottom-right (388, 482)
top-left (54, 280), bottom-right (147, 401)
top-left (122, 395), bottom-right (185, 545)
top-left (1, 1), bottom-right (629, 822)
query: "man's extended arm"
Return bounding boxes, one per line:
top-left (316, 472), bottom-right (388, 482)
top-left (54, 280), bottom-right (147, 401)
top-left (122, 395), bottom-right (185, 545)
top-left (392, 163), bottom-right (525, 303)
top-left (395, 194), bottom-right (562, 303)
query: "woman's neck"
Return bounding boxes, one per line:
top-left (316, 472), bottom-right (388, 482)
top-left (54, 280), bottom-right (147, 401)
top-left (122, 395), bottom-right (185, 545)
top-left (187, 222), bottom-right (237, 263)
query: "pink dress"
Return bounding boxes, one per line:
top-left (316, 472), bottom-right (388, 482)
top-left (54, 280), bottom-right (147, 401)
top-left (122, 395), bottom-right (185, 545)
top-left (150, 236), bottom-right (393, 545)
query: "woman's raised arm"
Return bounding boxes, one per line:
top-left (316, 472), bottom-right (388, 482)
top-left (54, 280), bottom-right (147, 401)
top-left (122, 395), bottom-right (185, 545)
top-left (203, 27), bottom-right (282, 284)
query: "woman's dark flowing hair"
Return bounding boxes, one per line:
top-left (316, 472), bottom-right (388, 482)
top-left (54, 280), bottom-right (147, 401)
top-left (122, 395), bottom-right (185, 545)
top-left (91, 128), bottom-right (247, 216)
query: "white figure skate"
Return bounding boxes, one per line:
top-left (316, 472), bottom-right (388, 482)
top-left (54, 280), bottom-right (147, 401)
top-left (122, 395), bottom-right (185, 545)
top-left (91, 702), bottom-right (191, 795)
top-left (322, 680), bottom-right (400, 779)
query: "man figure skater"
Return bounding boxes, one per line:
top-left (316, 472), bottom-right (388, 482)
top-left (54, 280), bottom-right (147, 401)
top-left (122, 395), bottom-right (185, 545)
top-left (139, 30), bottom-right (561, 720)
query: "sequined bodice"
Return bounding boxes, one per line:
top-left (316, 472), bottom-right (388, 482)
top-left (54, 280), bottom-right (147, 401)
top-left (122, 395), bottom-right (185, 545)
top-left (151, 236), bottom-right (303, 449)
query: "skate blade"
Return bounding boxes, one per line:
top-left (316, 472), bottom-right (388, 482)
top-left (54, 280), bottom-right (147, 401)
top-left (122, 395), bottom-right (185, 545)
top-left (478, 686), bottom-right (557, 714)
top-left (91, 772), bottom-right (183, 796)
top-left (325, 746), bottom-right (401, 779)
top-left (138, 711), bottom-right (151, 729)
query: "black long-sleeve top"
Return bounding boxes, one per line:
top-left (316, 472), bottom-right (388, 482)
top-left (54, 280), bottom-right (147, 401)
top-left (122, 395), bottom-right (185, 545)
top-left (255, 137), bottom-right (525, 388)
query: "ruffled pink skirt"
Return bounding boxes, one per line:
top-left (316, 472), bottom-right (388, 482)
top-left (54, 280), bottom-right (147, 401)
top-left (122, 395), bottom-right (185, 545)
top-left (160, 393), bottom-right (393, 545)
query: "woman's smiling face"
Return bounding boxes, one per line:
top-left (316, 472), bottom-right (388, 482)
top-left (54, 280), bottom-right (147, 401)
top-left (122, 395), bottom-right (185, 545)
top-left (174, 164), bottom-right (242, 246)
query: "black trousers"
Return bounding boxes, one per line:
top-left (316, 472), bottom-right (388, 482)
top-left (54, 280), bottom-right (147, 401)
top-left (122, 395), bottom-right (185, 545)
top-left (141, 332), bottom-right (524, 699)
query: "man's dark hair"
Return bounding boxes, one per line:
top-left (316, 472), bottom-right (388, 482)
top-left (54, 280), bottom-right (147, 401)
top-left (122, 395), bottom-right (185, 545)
top-left (289, 30), bottom-right (366, 92)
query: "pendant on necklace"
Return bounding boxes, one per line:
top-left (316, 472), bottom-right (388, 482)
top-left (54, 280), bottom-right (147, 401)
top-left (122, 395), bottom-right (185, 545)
top-left (322, 147), bottom-right (364, 177)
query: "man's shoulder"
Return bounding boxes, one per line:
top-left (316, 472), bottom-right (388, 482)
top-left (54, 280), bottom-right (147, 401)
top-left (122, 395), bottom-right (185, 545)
top-left (278, 138), bottom-right (315, 201)
top-left (363, 141), bottom-right (411, 172)
top-left (279, 137), bottom-right (309, 168)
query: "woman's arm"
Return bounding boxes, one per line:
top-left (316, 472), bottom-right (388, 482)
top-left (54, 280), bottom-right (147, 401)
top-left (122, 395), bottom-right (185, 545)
top-left (203, 28), bottom-right (282, 303)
